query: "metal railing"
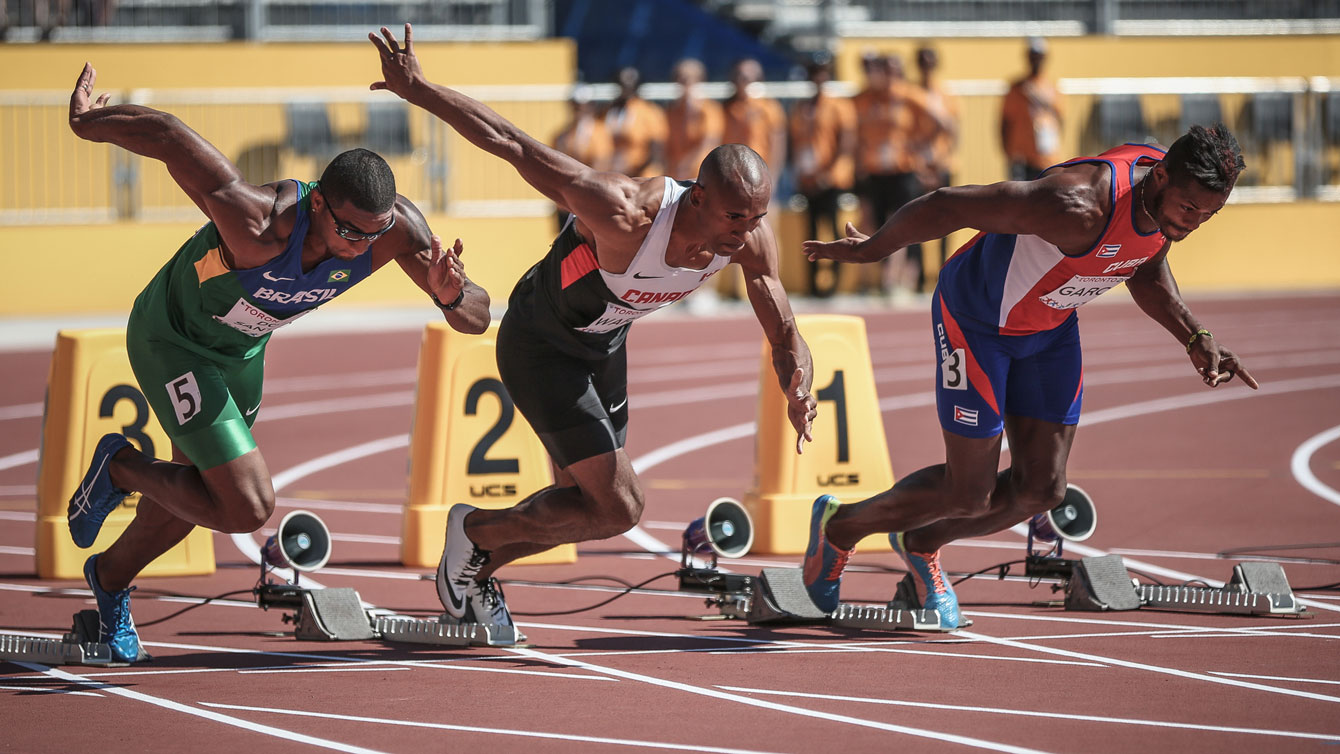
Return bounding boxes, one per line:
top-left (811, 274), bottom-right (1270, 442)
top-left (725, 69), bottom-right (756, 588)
top-left (0, 0), bottom-right (550, 43)
top-left (3, 75), bottom-right (1335, 226)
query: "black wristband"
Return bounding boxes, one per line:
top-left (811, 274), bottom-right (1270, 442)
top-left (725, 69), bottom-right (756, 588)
top-left (432, 289), bottom-right (465, 311)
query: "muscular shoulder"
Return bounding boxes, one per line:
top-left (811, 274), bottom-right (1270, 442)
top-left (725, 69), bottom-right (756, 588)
top-left (1032, 163), bottom-right (1113, 246)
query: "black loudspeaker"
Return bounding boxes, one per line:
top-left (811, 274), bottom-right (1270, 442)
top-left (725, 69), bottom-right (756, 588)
top-left (261, 510), bottom-right (332, 573)
top-left (683, 497), bottom-right (754, 560)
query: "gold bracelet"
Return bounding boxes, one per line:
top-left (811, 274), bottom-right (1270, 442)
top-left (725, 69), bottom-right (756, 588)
top-left (1186, 328), bottom-right (1213, 353)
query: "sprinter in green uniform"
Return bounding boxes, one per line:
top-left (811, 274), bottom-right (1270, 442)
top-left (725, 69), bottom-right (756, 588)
top-left (65, 62), bottom-right (491, 662)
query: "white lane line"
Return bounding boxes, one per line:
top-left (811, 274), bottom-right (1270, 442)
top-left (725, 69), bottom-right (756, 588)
top-left (274, 498), bottom-right (403, 514)
top-left (0, 684), bottom-right (102, 697)
top-left (0, 402), bottom-right (43, 421)
top-left (0, 546), bottom-right (35, 555)
top-left (237, 666), bottom-right (411, 675)
top-left (714, 685), bottom-right (1340, 743)
top-left (0, 449), bottom-right (39, 471)
top-left (955, 630), bottom-right (1340, 705)
top-left (0, 511), bottom-right (35, 521)
top-left (506, 645), bottom-right (1052, 754)
top-left (13, 663), bottom-right (390, 754)
top-left (518, 621), bottom-right (1101, 668)
top-left (0, 485), bottom-right (37, 496)
top-left (1207, 671), bottom-right (1340, 686)
top-left (1291, 424), bottom-right (1340, 507)
top-left (199, 702), bottom-right (789, 754)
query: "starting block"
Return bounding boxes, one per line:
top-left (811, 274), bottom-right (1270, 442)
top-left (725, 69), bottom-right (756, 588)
top-left (0, 610), bottom-right (151, 667)
top-left (701, 568), bottom-right (962, 633)
top-left (257, 583), bottom-right (524, 647)
top-left (1063, 555), bottom-right (1308, 617)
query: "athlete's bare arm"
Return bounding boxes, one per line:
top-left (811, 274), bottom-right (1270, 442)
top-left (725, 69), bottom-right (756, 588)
top-left (369, 25), bottom-right (650, 254)
top-left (388, 197), bottom-right (490, 334)
top-left (736, 225), bottom-right (818, 454)
top-left (804, 166), bottom-right (1108, 262)
top-left (67, 63), bottom-right (281, 268)
top-left (1126, 247), bottom-right (1258, 390)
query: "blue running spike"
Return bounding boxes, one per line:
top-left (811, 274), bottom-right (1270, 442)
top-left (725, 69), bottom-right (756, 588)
top-left (801, 495), bottom-right (853, 613)
top-left (83, 554), bottom-right (142, 663)
top-left (891, 532), bottom-right (962, 628)
top-left (68, 434), bottom-right (132, 548)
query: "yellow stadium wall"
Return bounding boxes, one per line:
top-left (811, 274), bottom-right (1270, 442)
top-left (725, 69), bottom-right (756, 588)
top-left (0, 39), bottom-right (575, 89)
top-left (2, 36), bottom-right (1339, 317)
top-left (1, 215), bottom-right (552, 315)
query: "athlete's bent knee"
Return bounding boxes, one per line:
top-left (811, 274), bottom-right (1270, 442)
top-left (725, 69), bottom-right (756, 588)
top-left (216, 489), bottom-right (276, 533)
top-left (1015, 474), bottom-right (1067, 516)
top-left (589, 486), bottom-right (645, 539)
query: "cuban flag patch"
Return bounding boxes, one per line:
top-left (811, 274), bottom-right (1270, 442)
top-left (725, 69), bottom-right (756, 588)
top-left (953, 406), bottom-right (979, 426)
top-left (1097, 244), bottom-right (1121, 258)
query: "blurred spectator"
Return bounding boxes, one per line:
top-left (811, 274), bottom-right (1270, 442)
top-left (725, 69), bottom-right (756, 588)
top-left (552, 85), bottom-right (613, 229)
top-left (1001, 36), bottom-right (1065, 180)
top-left (851, 52), bottom-right (941, 296)
top-left (789, 53), bottom-right (856, 298)
top-left (665, 58), bottom-right (723, 180)
top-left (604, 66), bottom-right (668, 177)
top-left (915, 45), bottom-right (960, 281)
top-left (2, 0), bottom-right (72, 41)
top-left (722, 57), bottom-right (786, 192)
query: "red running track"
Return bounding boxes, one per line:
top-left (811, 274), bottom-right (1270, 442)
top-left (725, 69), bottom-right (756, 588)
top-left (2, 291), bottom-right (1339, 753)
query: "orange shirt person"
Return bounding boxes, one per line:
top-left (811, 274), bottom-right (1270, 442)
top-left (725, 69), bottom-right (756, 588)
top-left (553, 87), bottom-right (614, 171)
top-left (604, 67), bottom-right (668, 177)
top-left (722, 58), bottom-right (786, 189)
top-left (665, 58), bottom-right (723, 180)
top-left (1001, 37), bottom-right (1065, 180)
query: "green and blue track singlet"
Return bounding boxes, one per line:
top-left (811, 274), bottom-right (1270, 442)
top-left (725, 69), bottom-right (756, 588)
top-left (126, 180), bottom-right (373, 468)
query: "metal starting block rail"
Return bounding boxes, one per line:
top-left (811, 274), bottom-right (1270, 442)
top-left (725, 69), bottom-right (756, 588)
top-left (704, 568), bottom-right (961, 633)
top-left (0, 588), bottom-right (523, 667)
top-left (0, 610), bottom-right (150, 667)
top-left (1063, 555), bottom-right (1309, 617)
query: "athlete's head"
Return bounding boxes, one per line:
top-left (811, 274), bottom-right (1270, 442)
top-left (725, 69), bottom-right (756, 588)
top-left (314, 148), bottom-right (398, 256)
top-left (1146, 124), bottom-right (1244, 242)
top-left (691, 144), bottom-right (771, 255)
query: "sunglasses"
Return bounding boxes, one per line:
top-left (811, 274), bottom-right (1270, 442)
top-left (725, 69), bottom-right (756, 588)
top-left (328, 202), bottom-right (396, 242)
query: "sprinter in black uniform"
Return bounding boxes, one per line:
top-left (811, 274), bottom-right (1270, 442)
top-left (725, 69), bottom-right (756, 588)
top-left (370, 25), bottom-right (818, 630)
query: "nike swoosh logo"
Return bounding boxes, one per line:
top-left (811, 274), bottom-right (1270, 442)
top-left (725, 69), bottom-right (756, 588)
top-left (262, 271), bottom-right (294, 282)
top-left (244, 403), bottom-right (261, 416)
top-left (631, 272), bottom-right (662, 279)
top-left (445, 579), bottom-right (466, 613)
top-left (609, 397), bottom-right (628, 413)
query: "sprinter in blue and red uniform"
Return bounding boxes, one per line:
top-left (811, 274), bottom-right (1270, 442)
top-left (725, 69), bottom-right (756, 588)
top-left (800, 125), bottom-right (1258, 626)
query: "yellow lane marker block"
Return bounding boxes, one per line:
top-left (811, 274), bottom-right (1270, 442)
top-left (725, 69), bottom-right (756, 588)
top-left (743, 314), bottom-right (895, 555)
top-left (401, 322), bottom-right (574, 567)
top-left (36, 329), bottom-right (215, 579)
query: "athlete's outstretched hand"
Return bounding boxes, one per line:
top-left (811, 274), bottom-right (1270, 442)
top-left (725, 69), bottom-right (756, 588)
top-left (787, 367), bottom-right (818, 455)
top-left (803, 222), bottom-right (873, 262)
top-left (369, 24), bottom-right (425, 99)
top-left (69, 63), bottom-right (112, 133)
top-left (427, 235), bottom-right (466, 307)
top-left (1189, 335), bottom-right (1259, 389)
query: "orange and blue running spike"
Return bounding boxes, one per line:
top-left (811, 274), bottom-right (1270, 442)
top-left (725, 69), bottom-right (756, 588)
top-left (802, 495), bottom-right (853, 613)
top-left (891, 532), bottom-right (962, 628)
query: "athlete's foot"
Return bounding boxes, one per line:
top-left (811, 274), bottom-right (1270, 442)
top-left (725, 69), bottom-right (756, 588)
top-left (83, 554), bottom-right (142, 663)
top-left (801, 495), bottom-right (853, 613)
top-left (890, 532), bottom-right (962, 628)
top-left (68, 434), bottom-right (133, 548)
top-left (436, 504), bottom-right (489, 620)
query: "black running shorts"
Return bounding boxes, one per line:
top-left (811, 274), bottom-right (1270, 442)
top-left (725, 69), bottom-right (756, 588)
top-left (496, 309), bottom-right (629, 469)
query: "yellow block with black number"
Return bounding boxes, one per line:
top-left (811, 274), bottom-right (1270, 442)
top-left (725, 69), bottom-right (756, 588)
top-left (36, 329), bottom-right (216, 580)
top-left (401, 321), bottom-right (575, 567)
top-left (742, 314), bottom-right (895, 554)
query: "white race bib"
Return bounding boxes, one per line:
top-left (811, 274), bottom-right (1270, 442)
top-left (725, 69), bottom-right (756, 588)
top-left (214, 298), bottom-right (310, 336)
top-left (575, 301), bottom-right (652, 334)
top-left (1038, 275), bottom-right (1127, 311)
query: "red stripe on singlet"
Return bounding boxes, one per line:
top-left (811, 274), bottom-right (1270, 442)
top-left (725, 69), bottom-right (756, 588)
top-left (939, 295), bottom-right (1001, 416)
top-left (560, 243), bottom-right (600, 289)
